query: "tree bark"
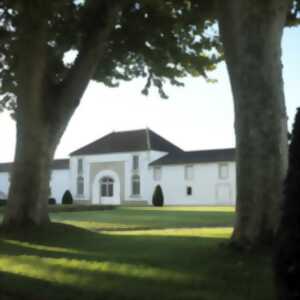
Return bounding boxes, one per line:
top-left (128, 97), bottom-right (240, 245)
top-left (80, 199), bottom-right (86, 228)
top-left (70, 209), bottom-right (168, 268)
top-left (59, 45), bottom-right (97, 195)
top-left (3, 2), bottom-right (54, 226)
top-left (218, 0), bottom-right (290, 248)
top-left (3, 0), bottom-right (121, 227)
top-left (3, 125), bottom-right (56, 226)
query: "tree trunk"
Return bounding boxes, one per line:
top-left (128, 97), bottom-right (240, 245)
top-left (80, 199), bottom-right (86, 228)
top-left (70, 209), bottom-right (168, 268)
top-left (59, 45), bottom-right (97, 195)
top-left (218, 0), bottom-right (290, 248)
top-left (3, 125), bottom-right (55, 226)
top-left (2, 3), bottom-right (55, 226)
top-left (2, 1), bottom-right (121, 228)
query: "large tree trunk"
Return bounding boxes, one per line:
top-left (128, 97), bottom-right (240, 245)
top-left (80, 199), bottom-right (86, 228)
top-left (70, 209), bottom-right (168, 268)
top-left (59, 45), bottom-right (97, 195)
top-left (2, 1), bottom-right (121, 228)
top-left (3, 124), bottom-right (56, 226)
top-left (218, 0), bottom-right (290, 248)
top-left (3, 4), bottom-right (55, 226)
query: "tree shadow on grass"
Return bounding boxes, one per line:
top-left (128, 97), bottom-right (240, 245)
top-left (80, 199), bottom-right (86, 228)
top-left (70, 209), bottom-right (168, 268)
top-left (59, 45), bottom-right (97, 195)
top-left (0, 223), bottom-right (273, 300)
top-left (0, 222), bottom-right (226, 273)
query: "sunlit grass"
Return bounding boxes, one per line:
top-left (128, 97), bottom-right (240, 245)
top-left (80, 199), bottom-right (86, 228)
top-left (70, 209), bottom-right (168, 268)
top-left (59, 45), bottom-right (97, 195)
top-left (0, 255), bottom-right (189, 287)
top-left (51, 205), bottom-right (235, 232)
top-left (0, 206), bottom-right (274, 300)
top-left (3, 239), bottom-right (83, 255)
top-left (104, 227), bottom-right (233, 238)
top-left (119, 206), bottom-right (235, 212)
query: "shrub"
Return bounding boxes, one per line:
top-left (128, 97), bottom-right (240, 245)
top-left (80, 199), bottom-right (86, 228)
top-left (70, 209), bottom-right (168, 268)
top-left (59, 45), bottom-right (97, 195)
top-left (0, 199), bottom-right (7, 206)
top-left (48, 198), bottom-right (56, 205)
top-left (152, 185), bottom-right (164, 207)
top-left (275, 108), bottom-right (300, 299)
top-left (62, 190), bottom-right (73, 205)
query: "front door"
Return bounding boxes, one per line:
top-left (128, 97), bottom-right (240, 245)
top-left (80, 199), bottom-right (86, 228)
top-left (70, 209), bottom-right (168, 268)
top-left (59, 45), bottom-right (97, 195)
top-left (100, 176), bottom-right (115, 204)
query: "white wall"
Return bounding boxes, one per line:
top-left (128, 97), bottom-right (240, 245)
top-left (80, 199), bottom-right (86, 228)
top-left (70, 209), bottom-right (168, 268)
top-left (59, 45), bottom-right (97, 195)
top-left (0, 169), bottom-right (70, 204)
top-left (70, 153), bottom-right (236, 205)
top-left (50, 169), bottom-right (71, 204)
top-left (0, 172), bottom-right (10, 199)
top-left (70, 150), bottom-right (167, 203)
top-left (148, 162), bottom-right (236, 205)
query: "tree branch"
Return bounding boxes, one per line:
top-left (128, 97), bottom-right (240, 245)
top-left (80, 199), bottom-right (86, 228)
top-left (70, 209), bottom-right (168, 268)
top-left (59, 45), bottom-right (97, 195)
top-left (57, 0), bottom-right (122, 110)
top-left (48, 0), bottom-right (125, 146)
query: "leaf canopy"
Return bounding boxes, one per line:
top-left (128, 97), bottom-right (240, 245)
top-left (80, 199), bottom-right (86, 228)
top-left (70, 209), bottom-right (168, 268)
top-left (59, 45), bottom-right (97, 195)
top-left (0, 0), bottom-right (220, 112)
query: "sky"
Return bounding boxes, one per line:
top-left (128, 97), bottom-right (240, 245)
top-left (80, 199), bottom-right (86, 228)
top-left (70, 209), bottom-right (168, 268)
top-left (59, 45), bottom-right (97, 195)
top-left (0, 27), bottom-right (299, 162)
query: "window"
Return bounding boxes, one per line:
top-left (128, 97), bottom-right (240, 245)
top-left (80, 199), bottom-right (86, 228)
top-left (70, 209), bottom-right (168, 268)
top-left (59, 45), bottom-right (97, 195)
top-left (133, 155), bottom-right (139, 170)
top-left (132, 175), bottom-right (140, 196)
top-left (101, 177), bottom-right (114, 197)
top-left (153, 166), bottom-right (162, 181)
top-left (78, 159), bottom-right (83, 174)
top-left (185, 165), bottom-right (194, 180)
top-left (187, 186), bottom-right (193, 196)
top-left (219, 163), bottom-right (229, 179)
top-left (77, 176), bottom-right (84, 196)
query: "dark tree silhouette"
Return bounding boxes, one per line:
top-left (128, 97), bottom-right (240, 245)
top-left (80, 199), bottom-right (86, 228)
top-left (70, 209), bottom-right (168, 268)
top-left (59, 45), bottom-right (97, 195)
top-left (275, 108), bottom-right (300, 300)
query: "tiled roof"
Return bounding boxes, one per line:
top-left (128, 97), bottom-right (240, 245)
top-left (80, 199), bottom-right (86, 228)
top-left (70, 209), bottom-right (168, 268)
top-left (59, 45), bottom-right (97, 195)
top-left (0, 159), bottom-right (69, 173)
top-left (70, 129), bottom-right (183, 156)
top-left (150, 148), bottom-right (235, 166)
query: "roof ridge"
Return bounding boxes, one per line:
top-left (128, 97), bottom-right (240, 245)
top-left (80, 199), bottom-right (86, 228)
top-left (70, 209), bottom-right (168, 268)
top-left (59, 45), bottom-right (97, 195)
top-left (185, 148), bottom-right (235, 153)
top-left (148, 129), bottom-right (183, 152)
top-left (145, 127), bottom-right (151, 151)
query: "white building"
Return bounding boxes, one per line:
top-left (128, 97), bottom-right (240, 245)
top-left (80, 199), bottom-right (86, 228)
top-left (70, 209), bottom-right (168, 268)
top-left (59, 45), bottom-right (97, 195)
top-left (0, 129), bottom-right (236, 205)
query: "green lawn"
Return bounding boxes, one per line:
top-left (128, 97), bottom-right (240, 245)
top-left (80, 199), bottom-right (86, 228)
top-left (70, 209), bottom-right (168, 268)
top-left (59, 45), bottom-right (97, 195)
top-left (0, 206), bottom-right (274, 300)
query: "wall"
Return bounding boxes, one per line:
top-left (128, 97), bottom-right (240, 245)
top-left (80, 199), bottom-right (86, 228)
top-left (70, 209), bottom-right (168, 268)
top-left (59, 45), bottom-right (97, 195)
top-left (90, 162), bottom-right (125, 204)
top-left (0, 169), bottom-right (70, 204)
top-left (1, 158), bottom-right (236, 206)
top-left (70, 150), bottom-right (167, 204)
top-left (50, 169), bottom-right (71, 204)
top-left (148, 162), bottom-right (236, 205)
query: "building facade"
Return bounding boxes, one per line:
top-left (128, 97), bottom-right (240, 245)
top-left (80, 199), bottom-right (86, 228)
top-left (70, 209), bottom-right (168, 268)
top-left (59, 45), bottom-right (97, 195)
top-left (0, 129), bottom-right (236, 205)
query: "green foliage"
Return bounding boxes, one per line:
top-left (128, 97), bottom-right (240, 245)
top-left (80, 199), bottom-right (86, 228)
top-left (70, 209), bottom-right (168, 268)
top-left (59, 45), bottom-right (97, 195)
top-left (61, 190), bottom-right (73, 205)
top-left (287, 0), bottom-right (300, 26)
top-left (275, 108), bottom-right (300, 299)
top-left (0, 0), bottom-right (220, 112)
top-left (1, 1), bottom-right (298, 112)
top-left (0, 199), bottom-right (6, 206)
top-left (152, 185), bottom-right (164, 207)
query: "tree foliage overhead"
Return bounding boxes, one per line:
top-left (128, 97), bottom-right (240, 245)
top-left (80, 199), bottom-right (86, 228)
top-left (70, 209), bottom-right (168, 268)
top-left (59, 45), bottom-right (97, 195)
top-left (287, 0), bottom-right (300, 25)
top-left (0, 0), bottom-right (220, 113)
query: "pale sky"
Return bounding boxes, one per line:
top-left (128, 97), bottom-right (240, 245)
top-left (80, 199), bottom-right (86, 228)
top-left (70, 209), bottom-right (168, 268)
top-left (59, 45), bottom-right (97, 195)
top-left (0, 27), bottom-right (299, 163)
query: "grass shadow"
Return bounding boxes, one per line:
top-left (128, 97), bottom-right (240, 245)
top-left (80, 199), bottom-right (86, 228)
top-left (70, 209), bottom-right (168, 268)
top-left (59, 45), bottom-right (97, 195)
top-left (0, 222), bottom-right (274, 300)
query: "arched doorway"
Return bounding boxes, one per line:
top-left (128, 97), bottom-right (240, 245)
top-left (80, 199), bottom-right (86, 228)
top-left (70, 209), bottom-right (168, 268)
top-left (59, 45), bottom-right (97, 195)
top-left (92, 170), bottom-right (121, 205)
top-left (100, 176), bottom-right (114, 202)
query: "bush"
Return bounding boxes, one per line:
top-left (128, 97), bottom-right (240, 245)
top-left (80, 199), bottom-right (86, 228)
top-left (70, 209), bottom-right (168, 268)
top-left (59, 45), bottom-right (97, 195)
top-left (152, 185), bottom-right (164, 207)
top-left (275, 108), bottom-right (300, 299)
top-left (62, 190), bottom-right (73, 205)
top-left (48, 198), bottom-right (56, 205)
top-left (0, 199), bottom-right (7, 206)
